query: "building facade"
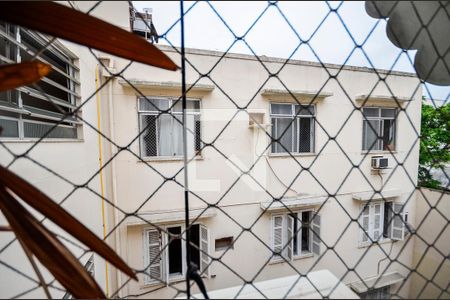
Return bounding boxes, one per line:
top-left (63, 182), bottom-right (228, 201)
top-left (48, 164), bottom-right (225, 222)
top-left (0, 2), bottom-right (424, 299)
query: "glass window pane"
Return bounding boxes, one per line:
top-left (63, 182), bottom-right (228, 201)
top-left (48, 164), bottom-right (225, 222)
top-left (381, 108), bottom-right (396, 118)
top-left (275, 117), bottom-right (294, 152)
top-left (158, 114), bottom-right (173, 156)
top-left (173, 99), bottom-right (200, 112)
top-left (295, 105), bottom-right (315, 116)
top-left (271, 103), bottom-right (292, 115)
top-left (171, 115), bottom-right (184, 156)
top-left (141, 115), bottom-right (157, 156)
top-left (0, 117), bottom-right (19, 137)
top-left (298, 117), bottom-right (313, 152)
top-left (140, 98), bottom-right (170, 111)
top-left (382, 119), bottom-right (395, 150)
top-left (363, 119), bottom-right (381, 150)
top-left (363, 107), bottom-right (379, 117)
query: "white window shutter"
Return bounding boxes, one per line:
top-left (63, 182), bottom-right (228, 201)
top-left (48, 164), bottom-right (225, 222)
top-left (285, 215), bottom-right (294, 260)
top-left (360, 205), bottom-right (370, 243)
top-left (311, 212), bottom-right (321, 255)
top-left (199, 225), bottom-right (210, 277)
top-left (144, 229), bottom-right (162, 285)
top-left (391, 203), bottom-right (405, 240)
top-left (272, 215), bottom-right (284, 257)
top-left (373, 203), bottom-right (383, 241)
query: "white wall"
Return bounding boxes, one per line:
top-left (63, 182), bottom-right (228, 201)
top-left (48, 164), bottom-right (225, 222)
top-left (0, 1), bottom-right (131, 298)
top-left (105, 45), bottom-right (422, 298)
top-left (410, 188), bottom-right (450, 299)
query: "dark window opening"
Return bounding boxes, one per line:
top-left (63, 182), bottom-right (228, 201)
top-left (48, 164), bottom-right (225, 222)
top-left (299, 118), bottom-right (312, 152)
top-left (290, 213), bottom-right (298, 256)
top-left (167, 226), bottom-right (182, 275)
top-left (301, 211), bottom-right (310, 252)
top-left (189, 224), bottom-right (200, 269)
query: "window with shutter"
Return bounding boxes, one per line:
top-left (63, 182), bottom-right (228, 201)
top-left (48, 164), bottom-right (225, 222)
top-left (200, 225), bottom-right (210, 277)
top-left (360, 202), bottom-right (406, 245)
top-left (391, 203), bottom-right (405, 240)
top-left (311, 213), bottom-right (321, 255)
top-left (373, 203), bottom-right (383, 241)
top-left (272, 215), bottom-right (284, 257)
top-left (144, 229), bottom-right (162, 285)
top-left (286, 215), bottom-right (294, 260)
top-left (360, 205), bottom-right (370, 243)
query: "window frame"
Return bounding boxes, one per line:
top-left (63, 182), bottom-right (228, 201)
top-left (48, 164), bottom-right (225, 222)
top-left (269, 102), bottom-right (316, 154)
top-left (271, 209), bottom-right (317, 262)
top-left (0, 24), bottom-right (80, 141)
top-left (138, 97), bottom-right (202, 159)
top-left (359, 201), bottom-right (406, 246)
top-left (362, 107), bottom-right (397, 152)
top-left (143, 223), bottom-right (210, 286)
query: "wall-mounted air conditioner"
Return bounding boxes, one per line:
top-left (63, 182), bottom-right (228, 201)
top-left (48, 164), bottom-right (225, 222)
top-left (371, 156), bottom-right (389, 169)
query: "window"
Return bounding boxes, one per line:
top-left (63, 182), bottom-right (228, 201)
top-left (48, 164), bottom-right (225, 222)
top-left (359, 202), bottom-right (406, 244)
top-left (362, 107), bottom-right (396, 151)
top-left (0, 22), bottom-right (80, 139)
top-left (143, 224), bottom-right (209, 285)
top-left (271, 210), bottom-right (321, 261)
top-left (138, 97), bottom-right (201, 158)
top-left (358, 286), bottom-right (391, 299)
top-left (270, 103), bottom-right (315, 153)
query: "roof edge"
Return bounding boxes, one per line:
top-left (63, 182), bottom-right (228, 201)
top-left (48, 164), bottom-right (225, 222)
top-left (157, 44), bottom-right (418, 78)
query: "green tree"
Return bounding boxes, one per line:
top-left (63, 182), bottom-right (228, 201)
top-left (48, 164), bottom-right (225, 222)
top-left (418, 100), bottom-right (450, 189)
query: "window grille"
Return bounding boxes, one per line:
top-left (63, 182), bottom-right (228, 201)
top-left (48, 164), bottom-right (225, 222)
top-left (138, 97), bottom-right (201, 158)
top-left (362, 107), bottom-right (396, 151)
top-left (270, 103), bottom-right (315, 153)
top-left (0, 22), bottom-right (80, 140)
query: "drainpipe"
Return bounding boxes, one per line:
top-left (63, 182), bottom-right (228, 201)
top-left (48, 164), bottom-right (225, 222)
top-left (99, 58), bottom-right (123, 297)
top-left (95, 64), bottom-right (109, 297)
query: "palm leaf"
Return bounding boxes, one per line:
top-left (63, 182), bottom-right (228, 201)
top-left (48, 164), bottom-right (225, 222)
top-left (0, 1), bottom-right (178, 70)
top-left (0, 62), bottom-right (51, 92)
top-left (0, 186), bottom-right (106, 299)
top-left (0, 165), bottom-right (136, 281)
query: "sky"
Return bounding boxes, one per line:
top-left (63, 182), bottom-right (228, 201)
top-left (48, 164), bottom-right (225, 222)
top-left (133, 1), bottom-right (449, 102)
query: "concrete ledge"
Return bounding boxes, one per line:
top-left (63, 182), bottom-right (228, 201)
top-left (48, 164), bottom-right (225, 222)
top-left (352, 188), bottom-right (401, 201)
top-left (261, 88), bottom-right (333, 102)
top-left (355, 94), bottom-right (412, 103)
top-left (349, 271), bottom-right (405, 293)
top-left (261, 195), bottom-right (327, 211)
top-left (118, 78), bottom-right (215, 93)
top-left (126, 207), bottom-right (216, 226)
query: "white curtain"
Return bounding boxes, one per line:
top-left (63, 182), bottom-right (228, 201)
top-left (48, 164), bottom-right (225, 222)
top-left (158, 115), bottom-right (172, 156)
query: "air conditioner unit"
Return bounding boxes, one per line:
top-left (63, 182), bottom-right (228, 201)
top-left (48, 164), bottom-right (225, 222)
top-left (371, 156), bottom-right (389, 169)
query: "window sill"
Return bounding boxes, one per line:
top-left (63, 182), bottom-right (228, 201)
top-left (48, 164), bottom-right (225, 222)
top-left (358, 238), bottom-right (400, 249)
top-left (268, 152), bottom-right (316, 158)
top-left (293, 252), bottom-right (314, 260)
top-left (269, 253), bottom-right (314, 265)
top-left (138, 155), bottom-right (204, 163)
top-left (0, 138), bottom-right (85, 143)
top-left (361, 150), bottom-right (397, 155)
top-left (141, 276), bottom-right (185, 289)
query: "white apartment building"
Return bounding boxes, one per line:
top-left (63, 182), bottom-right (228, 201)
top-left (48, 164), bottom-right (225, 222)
top-left (0, 2), bottom-right (423, 299)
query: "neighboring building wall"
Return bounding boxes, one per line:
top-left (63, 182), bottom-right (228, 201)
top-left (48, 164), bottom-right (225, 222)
top-left (410, 188), bottom-right (450, 299)
top-left (0, 1), bottom-right (130, 298)
top-left (104, 42), bottom-right (422, 298)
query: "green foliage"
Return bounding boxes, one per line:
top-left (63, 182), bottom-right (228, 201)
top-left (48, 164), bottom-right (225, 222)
top-left (418, 99), bottom-right (450, 189)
